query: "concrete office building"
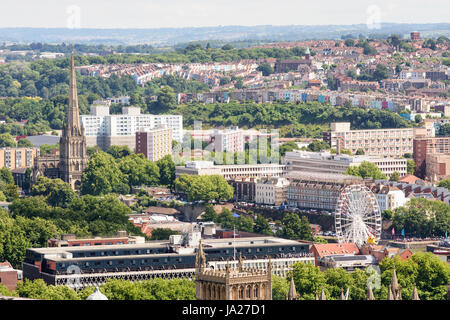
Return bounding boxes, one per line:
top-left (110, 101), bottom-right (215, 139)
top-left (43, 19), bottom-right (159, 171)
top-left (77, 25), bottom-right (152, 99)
top-left (283, 150), bottom-right (407, 178)
top-left (175, 161), bottom-right (288, 180)
top-left (323, 122), bottom-right (416, 158)
top-left (81, 105), bottom-right (182, 151)
top-left (136, 127), bottom-right (173, 162)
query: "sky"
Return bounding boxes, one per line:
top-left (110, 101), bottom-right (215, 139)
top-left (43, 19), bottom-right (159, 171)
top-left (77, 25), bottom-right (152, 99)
top-left (0, 0), bottom-right (449, 29)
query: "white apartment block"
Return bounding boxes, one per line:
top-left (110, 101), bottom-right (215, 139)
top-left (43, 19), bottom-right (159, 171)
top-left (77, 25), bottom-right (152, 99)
top-left (324, 122), bottom-right (415, 158)
top-left (283, 150), bottom-right (407, 178)
top-left (81, 106), bottom-right (183, 151)
top-left (213, 126), bottom-right (245, 153)
top-left (373, 186), bottom-right (409, 212)
top-left (255, 177), bottom-right (290, 206)
top-left (399, 69), bottom-right (426, 80)
top-left (175, 161), bottom-right (288, 180)
top-left (136, 127), bottom-right (173, 162)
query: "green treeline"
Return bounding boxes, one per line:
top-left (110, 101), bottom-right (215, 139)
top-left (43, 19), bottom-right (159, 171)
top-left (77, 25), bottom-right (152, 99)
top-left (175, 101), bottom-right (414, 134)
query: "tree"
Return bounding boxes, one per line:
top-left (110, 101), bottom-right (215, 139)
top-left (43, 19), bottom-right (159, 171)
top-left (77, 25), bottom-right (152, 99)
top-left (355, 148), bottom-right (365, 155)
top-left (407, 160), bottom-right (416, 175)
top-left (3, 184), bottom-right (19, 202)
top-left (257, 63), bottom-right (274, 76)
top-left (40, 143), bottom-right (59, 155)
top-left (221, 44), bottom-right (233, 50)
top-left (234, 78), bottom-right (244, 89)
top-left (201, 204), bottom-right (218, 222)
top-left (391, 198), bottom-right (449, 238)
top-left (17, 138), bottom-right (33, 147)
top-left (372, 64), bottom-right (390, 81)
top-left (150, 228), bottom-right (179, 240)
top-left (0, 133), bottom-right (16, 148)
top-left (155, 86), bottom-right (176, 113)
top-left (278, 213), bottom-right (313, 241)
top-left (382, 209), bottom-right (393, 220)
top-left (344, 39), bottom-right (355, 47)
top-left (272, 275), bottom-right (290, 300)
top-left (387, 34), bottom-right (402, 50)
top-left (279, 141), bottom-right (299, 156)
top-left (174, 174), bottom-right (234, 202)
top-left (31, 177), bottom-right (76, 208)
top-left (216, 208), bottom-right (236, 230)
top-left (307, 140), bottom-right (330, 152)
top-left (254, 214), bottom-right (273, 235)
top-left (437, 179), bottom-right (450, 190)
top-left (379, 253), bottom-right (450, 300)
top-left (390, 171), bottom-right (400, 182)
top-left (436, 123), bottom-right (450, 137)
top-left (415, 114), bottom-right (422, 124)
top-left (346, 161), bottom-right (386, 180)
top-left (291, 262), bottom-right (327, 300)
top-left (107, 145), bottom-right (131, 159)
top-left (118, 153), bottom-right (160, 188)
top-left (237, 215), bottom-right (254, 232)
top-left (0, 167), bottom-right (14, 185)
top-left (219, 77), bottom-right (231, 86)
top-left (157, 155), bottom-right (176, 187)
top-left (80, 151), bottom-right (128, 196)
top-left (325, 267), bottom-right (354, 299)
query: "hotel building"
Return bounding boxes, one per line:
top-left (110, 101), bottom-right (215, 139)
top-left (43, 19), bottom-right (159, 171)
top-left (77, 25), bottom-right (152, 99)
top-left (286, 171), bottom-right (362, 211)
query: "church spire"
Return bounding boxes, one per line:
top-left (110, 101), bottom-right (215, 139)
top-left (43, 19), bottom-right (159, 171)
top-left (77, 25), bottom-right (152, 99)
top-left (67, 52), bottom-right (82, 136)
top-left (287, 276), bottom-right (298, 300)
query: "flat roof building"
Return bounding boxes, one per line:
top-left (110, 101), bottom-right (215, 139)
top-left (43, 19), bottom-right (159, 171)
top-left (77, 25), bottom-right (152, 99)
top-left (283, 150), bottom-right (407, 178)
top-left (176, 161), bottom-right (288, 180)
top-left (23, 235), bottom-right (313, 289)
top-left (286, 171), bottom-right (362, 211)
top-left (136, 126), bottom-right (172, 162)
top-left (323, 122), bottom-right (417, 158)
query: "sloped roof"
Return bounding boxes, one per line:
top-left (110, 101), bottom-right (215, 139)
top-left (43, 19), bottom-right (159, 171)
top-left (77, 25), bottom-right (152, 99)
top-left (312, 243), bottom-right (360, 257)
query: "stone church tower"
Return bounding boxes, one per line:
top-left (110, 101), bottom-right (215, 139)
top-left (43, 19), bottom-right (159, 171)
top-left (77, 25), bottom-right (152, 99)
top-left (195, 241), bottom-right (272, 300)
top-left (58, 53), bottom-right (88, 189)
top-left (33, 53), bottom-right (88, 190)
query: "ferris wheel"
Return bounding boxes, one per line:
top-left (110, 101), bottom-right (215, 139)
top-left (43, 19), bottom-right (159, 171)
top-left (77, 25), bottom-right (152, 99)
top-left (335, 185), bottom-right (382, 246)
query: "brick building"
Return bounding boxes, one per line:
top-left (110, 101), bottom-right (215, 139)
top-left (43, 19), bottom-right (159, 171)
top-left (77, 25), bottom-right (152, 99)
top-left (413, 137), bottom-right (450, 179)
top-left (0, 261), bottom-right (20, 291)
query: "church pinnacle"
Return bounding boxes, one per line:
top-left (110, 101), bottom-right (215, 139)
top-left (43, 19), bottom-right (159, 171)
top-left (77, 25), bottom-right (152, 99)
top-left (67, 52), bottom-right (82, 136)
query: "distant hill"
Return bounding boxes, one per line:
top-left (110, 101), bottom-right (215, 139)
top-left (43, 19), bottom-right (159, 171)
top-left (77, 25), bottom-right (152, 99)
top-left (1, 23), bottom-right (449, 46)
